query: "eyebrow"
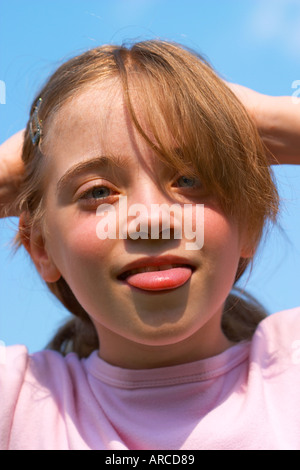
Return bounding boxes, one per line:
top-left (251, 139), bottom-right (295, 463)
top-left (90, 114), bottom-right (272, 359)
top-left (56, 155), bottom-right (129, 194)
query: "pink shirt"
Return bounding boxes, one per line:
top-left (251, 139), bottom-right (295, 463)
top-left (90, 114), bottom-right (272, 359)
top-left (1, 307), bottom-right (300, 450)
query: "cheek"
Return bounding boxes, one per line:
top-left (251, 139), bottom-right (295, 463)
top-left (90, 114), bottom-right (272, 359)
top-left (47, 213), bottom-right (113, 277)
top-left (202, 208), bottom-right (242, 271)
top-left (185, 202), bottom-right (241, 258)
top-left (207, 210), bottom-right (238, 243)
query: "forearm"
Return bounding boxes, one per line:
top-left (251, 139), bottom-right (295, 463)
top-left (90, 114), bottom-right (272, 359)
top-left (256, 95), bottom-right (300, 165)
top-left (227, 83), bottom-right (300, 165)
top-left (0, 130), bottom-right (24, 218)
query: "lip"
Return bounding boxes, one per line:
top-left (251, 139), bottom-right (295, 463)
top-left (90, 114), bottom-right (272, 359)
top-left (116, 255), bottom-right (196, 281)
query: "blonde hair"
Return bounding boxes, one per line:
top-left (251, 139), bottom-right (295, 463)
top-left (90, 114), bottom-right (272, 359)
top-left (16, 40), bottom-right (279, 357)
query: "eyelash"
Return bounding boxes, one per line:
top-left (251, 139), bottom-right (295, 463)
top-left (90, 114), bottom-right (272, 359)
top-left (173, 176), bottom-right (201, 189)
top-left (81, 186), bottom-right (113, 199)
top-left (78, 184), bottom-right (118, 207)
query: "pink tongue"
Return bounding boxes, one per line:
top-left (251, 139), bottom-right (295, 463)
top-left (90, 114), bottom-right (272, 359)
top-left (126, 267), bottom-right (192, 291)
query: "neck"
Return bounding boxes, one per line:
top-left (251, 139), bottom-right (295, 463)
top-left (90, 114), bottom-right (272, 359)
top-left (95, 322), bottom-right (234, 370)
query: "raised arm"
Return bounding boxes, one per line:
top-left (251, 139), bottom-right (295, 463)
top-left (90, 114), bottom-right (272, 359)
top-left (227, 83), bottom-right (300, 166)
top-left (0, 130), bottom-right (24, 218)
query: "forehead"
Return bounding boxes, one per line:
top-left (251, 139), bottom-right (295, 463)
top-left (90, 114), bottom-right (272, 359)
top-left (44, 81), bottom-right (137, 155)
top-left (41, 80), bottom-right (162, 180)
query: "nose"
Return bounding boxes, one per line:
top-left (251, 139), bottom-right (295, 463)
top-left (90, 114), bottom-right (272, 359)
top-left (121, 180), bottom-right (183, 241)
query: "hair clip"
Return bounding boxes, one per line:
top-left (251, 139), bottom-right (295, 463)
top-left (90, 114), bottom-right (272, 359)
top-left (29, 97), bottom-right (43, 145)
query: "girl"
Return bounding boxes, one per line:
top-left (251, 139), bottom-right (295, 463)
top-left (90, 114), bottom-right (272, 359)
top-left (0, 40), bottom-right (300, 450)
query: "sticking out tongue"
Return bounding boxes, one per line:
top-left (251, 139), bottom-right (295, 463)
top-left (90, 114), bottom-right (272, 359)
top-left (125, 266), bottom-right (193, 291)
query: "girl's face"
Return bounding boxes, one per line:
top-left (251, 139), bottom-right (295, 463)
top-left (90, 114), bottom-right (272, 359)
top-left (33, 82), bottom-right (252, 368)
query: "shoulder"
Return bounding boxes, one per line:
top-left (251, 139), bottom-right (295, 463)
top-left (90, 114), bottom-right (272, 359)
top-left (0, 344), bottom-right (82, 402)
top-left (0, 345), bottom-right (30, 449)
top-left (0, 344), bottom-right (29, 389)
top-left (0, 343), bottom-right (81, 377)
top-left (250, 306), bottom-right (300, 372)
top-left (0, 344), bottom-right (85, 449)
top-left (254, 306), bottom-right (300, 342)
top-left (5, 345), bottom-right (87, 393)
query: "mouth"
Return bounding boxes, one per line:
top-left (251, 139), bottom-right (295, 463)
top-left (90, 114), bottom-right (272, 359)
top-left (117, 258), bottom-right (196, 291)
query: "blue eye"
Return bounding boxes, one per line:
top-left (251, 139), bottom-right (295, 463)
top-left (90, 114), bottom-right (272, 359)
top-left (81, 186), bottom-right (112, 200)
top-left (90, 186), bottom-right (111, 199)
top-left (77, 183), bottom-right (119, 210)
top-left (176, 176), bottom-right (199, 188)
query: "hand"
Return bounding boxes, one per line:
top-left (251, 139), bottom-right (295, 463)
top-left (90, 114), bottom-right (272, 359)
top-left (0, 130), bottom-right (25, 218)
top-left (226, 82), bottom-right (300, 166)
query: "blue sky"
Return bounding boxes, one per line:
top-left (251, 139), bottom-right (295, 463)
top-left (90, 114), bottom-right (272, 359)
top-left (1, 0), bottom-right (300, 353)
